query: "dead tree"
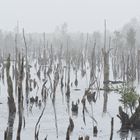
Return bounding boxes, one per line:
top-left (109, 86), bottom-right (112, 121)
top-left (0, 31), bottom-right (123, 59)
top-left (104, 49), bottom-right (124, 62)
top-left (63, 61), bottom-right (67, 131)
top-left (23, 29), bottom-right (29, 104)
top-left (4, 55), bottom-right (16, 140)
top-left (52, 66), bottom-right (59, 138)
top-left (16, 56), bottom-right (24, 140)
top-left (102, 20), bottom-right (110, 113)
top-left (90, 42), bottom-right (96, 83)
top-left (15, 33), bottom-right (18, 96)
top-left (137, 50), bottom-right (140, 83)
top-left (65, 42), bottom-right (71, 115)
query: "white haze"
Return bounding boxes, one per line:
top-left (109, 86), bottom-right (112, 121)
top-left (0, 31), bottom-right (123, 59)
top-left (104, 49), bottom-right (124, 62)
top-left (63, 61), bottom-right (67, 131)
top-left (0, 0), bottom-right (140, 32)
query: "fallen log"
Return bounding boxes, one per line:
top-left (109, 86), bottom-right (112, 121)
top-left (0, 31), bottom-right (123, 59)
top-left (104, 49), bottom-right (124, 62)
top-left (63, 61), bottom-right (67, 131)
top-left (103, 80), bottom-right (125, 85)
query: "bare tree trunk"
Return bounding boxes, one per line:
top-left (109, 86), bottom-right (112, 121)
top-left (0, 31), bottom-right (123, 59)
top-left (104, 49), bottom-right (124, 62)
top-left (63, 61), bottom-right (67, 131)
top-left (15, 33), bottom-right (18, 96)
top-left (23, 29), bottom-right (29, 104)
top-left (90, 42), bottom-right (96, 83)
top-left (16, 56), bottom-right (24, 140)
top-left (5, 55), bottom-right (16, 140)
top-left (102, 20), bottom-right (109, 113)
top-left (137, 50), bottom-right (140, 83)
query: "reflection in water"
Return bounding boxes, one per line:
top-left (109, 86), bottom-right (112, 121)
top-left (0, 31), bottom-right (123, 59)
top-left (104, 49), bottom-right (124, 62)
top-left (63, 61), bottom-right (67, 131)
top-left (131, 130), bottom-right (140, 140)
top-left (103, 81), bottom-right (109, 113)
top-left (61, 87), bottom-right (64, 104)
top-left (66, 94), bottom-right (70, 115)
top-left (119, 130), bottom-right (129, 140)
top-left (71, 101), bottom-right (78, 116)
top-left (103, 90), bottom-right (108, 113)
top-left (118, 130), bottom-right (140, 140)
top-left (52, 101), bottom-right (58, 138)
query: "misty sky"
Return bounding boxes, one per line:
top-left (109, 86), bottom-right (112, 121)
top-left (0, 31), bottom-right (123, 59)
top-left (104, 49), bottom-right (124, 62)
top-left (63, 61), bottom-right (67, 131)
top-left (0, 0), bottom-right (140, 33)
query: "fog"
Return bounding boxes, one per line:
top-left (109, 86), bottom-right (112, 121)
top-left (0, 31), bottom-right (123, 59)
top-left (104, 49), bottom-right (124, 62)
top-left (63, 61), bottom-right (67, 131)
top-left (0, 0), bottom-right (140, 32)
top-left (1, 1), bottom-right (140, 140)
